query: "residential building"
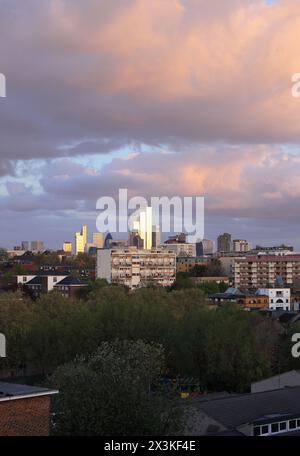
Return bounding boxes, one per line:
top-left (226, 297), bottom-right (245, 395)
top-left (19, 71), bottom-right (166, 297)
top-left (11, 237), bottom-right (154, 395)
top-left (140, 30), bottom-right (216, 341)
top-left (63, 242), bottom-right (72, 253)
top-left (256, 288), bottom-right (291, 311)
top-left (217, 233), bottom-right (231, 253)
top-left (53, 277), bottom-right (88, 298)
top-left (165, 233), bottom-right (187, 244)
top-left (0, 382), bottom-right (58, 436)
top-left (233, 255), bottom-right (300, 288)
top-left (75, 224), bottom-right (87, 255)
top-left (232, 239), bottom-right (251, 253)
top-left (176, 256), bottom-right (209, 273)
top-left (208, 287), bottom-right (269, 310)
top-left (191, 276), bottom-right (229, 285)
top-left (97, 247), bottom-right (176, 289)
top-left (21, 273), bottom-right (67, 298)
top-left (161, 243), bottom-right (196, 257)
top-left (196, 239), bottom-right (214, 256)
top-left (185, 386), bottom-right (300, 436)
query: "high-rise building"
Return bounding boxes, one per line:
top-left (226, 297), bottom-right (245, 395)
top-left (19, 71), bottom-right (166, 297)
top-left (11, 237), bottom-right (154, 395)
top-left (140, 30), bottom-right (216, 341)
top-left (75, 225), bottom-right (87, 255)
top-left (217, 233), bottom-right (232, 253)
top-left (232, 239), bottom-right (251, 253)
top-left (129, 230), bottom-right (144, 248)
top-left (97, 247), bottom-right (176, 289)
top-left (152, 225), bottom-right (161, 248)
top-left (92, 232), bottom-right (104, 249)
top-left (21, 241), bottom-right (30, 251)
top-left (131, 207), bottom-right (153, 250)
top-left (196, 239), bottom-right (214, 256)
top-left (31, 241), bottom-right (45, 252)
top-left (63, 242), bottom-right (72, 253)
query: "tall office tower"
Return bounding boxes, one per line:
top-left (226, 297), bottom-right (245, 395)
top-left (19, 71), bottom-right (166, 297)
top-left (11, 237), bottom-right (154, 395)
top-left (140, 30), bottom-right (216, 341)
top-left (131, 207), bottom-right (153, 250)
top-left (63, 242), bottom-right (72, 253)
top-left (152, 225), bottom-right (161, 248)
top-left (232, 239), bottom-right (251, 253)
top-left (217, 233), bottom-right (232, 253)
top-left (31, 241), bottom-right (45, 252)
top-left (21, 241), bottom-right (30, 251)
top-left (75, 225), bottom-right (87, 255)
top-left (129, 230), bottom-right (144, 248)
top-left (92, 232), bottom-right (104, 249)
top-left (196, 239), bottom-right (214, 256)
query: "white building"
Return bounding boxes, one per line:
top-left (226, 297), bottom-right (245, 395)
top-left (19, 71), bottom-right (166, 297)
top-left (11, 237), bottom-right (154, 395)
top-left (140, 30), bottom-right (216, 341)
top-left (97, 247), bottom-right (176, 289)
top-left (232, 239), bottom-right (251, 253)
top-left (131, 207), bottom-right (153, 250)
top-left (161, 243), bottom-right (196, 257)
top-left (256, 288), bottom-right (291, 311)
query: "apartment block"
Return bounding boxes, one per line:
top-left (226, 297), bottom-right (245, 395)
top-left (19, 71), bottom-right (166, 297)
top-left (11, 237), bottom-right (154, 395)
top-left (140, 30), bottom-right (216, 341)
top-left (97, 247), bottom-right (176, 289)
top-left (234, 255), bottom-right (300, 289)
top-left (161, 243), bottom-right (196, 257)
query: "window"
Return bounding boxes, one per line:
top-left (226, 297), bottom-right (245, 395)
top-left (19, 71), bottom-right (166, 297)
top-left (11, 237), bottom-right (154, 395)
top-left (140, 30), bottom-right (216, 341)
top-left (289, 420), bottom-right (296, 430)
top-left (253, 426), bottom-right (261, 436)
top-left (53, 277), bottom-right (57, 282)
top-left (271, 423), bottom-right (279, 433)
top-left (279, 422), bottom-right (287, 431)
top-left (23, 277), bottom-right (27, 282)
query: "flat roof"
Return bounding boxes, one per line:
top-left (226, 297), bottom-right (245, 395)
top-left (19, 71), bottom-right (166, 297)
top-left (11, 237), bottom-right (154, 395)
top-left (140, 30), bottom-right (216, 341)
top-left (0, 382), bottom-right (58, 402)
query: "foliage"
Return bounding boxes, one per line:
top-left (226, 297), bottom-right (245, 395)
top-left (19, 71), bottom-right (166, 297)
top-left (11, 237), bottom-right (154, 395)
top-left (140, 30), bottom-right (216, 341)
top-left (50, 340), bottom-right (182, 436)
top-left (189, 259), bottom-right (224, 277)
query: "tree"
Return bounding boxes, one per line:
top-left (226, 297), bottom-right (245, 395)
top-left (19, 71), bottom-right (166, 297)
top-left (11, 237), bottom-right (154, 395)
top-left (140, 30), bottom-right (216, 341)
top-left (50, 340), bottom-right (182, 436)
top-left (189, 259), bottom-right (224, 277)
top-left (171, 272), bottom-right (194, 290)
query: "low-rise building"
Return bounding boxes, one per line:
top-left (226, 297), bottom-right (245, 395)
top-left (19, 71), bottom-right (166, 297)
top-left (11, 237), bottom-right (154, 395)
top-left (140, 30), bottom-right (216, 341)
top-left (97, 247), bottom-right (176, 289)
top-left (256, 288), bottom-right (291, 311)
top-left (53, 276), bottom-right (88, 298)
top-left (176, 256), bottom-right (209, 273)
top-left (161, 243), bottom-right (196, 257)
top-left (0, 382), bottom-right (58, 436)
top-left (186, 386), bottom-right (300, 436)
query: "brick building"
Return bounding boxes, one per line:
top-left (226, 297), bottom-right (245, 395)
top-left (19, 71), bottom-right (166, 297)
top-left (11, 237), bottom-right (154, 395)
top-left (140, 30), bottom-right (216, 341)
top-left (0, 382), bottom-right (58, 436)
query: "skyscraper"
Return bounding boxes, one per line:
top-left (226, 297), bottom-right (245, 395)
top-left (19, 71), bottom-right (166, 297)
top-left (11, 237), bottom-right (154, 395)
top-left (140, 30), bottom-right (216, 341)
top-left (92, 232), bottom-right (104, 249)
top-left (217, 233), bottom-right (232, 253)
top-left (63, 242), bottom-right (72, 253)
top-left (152, 225), bottom-right (161, 248)
top-left (21, 241), bottom-right (30, 251)
top-left (31, 241), bottom-right (45, 252)
top-left (130, 207), bottom-right (153, 250)
top-left (196, 239), bottom-right (214, 256)
top-left (75, 225), bottom-right (87, 255)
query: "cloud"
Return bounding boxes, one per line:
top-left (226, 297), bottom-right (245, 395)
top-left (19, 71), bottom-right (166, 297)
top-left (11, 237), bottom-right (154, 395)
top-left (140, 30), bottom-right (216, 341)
top-left (0, 0), bottom-right (300, 246)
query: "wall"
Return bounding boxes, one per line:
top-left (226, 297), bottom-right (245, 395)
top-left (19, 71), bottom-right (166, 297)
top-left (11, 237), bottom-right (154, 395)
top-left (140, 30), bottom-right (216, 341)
top-left (0, 396), bottom-right (51, 436)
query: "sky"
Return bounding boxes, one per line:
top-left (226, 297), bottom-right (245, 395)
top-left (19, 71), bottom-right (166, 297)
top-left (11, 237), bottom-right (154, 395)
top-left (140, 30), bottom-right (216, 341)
top-left (0, 0), bottom-right (300, 249)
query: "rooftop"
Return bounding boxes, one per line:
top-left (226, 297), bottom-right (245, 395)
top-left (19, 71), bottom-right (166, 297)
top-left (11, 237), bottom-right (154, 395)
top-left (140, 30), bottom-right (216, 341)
top-left (197, 386), bottom-right (300, 430)
top-left (0, 382), bottom-right (58, 402)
